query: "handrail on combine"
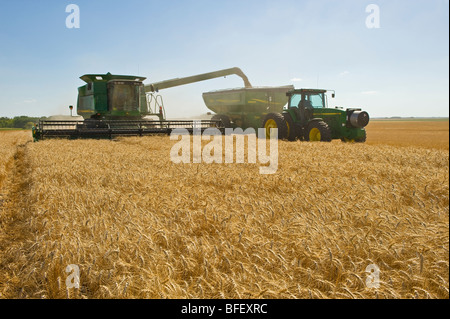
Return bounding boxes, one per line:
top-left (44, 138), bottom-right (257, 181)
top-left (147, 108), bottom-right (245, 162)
top-left (146, 93), bottom-right (166, 119)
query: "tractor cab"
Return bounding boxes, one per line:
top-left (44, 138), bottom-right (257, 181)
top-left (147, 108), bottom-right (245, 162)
top-left (261, 88), bottom-right (368, 142)
top-left (287, 89), bottom-right (327, 109)
top-left (286, 89), bottom-right (329, 126)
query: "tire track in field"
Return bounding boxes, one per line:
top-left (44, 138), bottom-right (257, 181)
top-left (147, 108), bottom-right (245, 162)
top-left (0, 146), bottom-right (18, 215)
top-left (0, 141), bottom-right (35, 298)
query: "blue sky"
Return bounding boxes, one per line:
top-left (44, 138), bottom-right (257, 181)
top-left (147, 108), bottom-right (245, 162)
top-left (0, 0), bottom-right (448, 118)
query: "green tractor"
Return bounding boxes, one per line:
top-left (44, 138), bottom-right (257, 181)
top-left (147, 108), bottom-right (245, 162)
top-left (262, 89), bottom-right (369, 142)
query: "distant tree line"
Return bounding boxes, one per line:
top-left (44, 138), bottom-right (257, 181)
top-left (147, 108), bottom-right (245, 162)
top-left (0, 116), bottom-right (47, 129)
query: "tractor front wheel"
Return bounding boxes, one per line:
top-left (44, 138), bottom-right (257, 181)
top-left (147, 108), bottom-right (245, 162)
top-left (341, 129), bottom-right (367, 143)
top-left (355, 129), bottom-right (367, 143)
top-left (305, 121), bottom-right (332, 142)
top-left (262, 113), bottom-right (288, 139)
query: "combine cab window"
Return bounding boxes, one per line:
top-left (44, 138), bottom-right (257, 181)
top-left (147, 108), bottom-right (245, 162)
top-left (108, 81), bottom-right (142, 112)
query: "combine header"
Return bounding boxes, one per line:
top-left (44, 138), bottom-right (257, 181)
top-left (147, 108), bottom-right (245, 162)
top-left (32, 119), bottom-right (218, 140)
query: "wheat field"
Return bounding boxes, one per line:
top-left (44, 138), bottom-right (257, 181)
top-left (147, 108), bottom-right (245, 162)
top-left (0, 121), bottom-right (448, 299)
top-left (366, 120), bottom-right (449, 150)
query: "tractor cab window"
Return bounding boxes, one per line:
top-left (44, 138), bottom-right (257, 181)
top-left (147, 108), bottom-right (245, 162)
top-left (108, 81), bottom-right (142, 112)
top-left (304, 93), bottom-right (325, 109)
top-left (289, 94), bottom-right (302, 108)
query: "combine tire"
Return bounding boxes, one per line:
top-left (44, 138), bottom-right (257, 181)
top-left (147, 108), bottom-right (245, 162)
top-left (211, 114), bottom-right (231, 128)
top-left (305, 121), bottom-right (332, 142)
top-left (283, 113), bottom-right (297, 141)
top-left (262, 113), bottom-right (288, 140)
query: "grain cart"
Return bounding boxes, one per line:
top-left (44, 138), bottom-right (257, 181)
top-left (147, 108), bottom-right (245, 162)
top-left (203, 85), bottom-right (294, 130)
top-left (262, 89), bottom-right (369, 142)
top-left (146, 68), bottom-right (294, 130)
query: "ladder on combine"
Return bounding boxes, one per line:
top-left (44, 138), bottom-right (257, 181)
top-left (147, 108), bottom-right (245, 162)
top-left (146, 93), bottom-right (166, 120)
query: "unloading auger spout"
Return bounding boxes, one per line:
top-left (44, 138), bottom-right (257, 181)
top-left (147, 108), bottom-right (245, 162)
top-left (145, 67), bottom-right (252, 93)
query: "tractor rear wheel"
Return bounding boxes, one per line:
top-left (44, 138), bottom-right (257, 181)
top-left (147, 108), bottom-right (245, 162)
top-left (305, 121), bottom-right (332, 142)
top-left (283, 113), bottom-right (297, 141)
top-left (262, 113), bottom-right (288, 139)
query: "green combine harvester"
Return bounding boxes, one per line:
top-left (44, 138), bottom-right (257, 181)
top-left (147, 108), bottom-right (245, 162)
top-left (32, 68), bottom-right (244, 140)
top-left (32, 72), bottom-right (225, 141)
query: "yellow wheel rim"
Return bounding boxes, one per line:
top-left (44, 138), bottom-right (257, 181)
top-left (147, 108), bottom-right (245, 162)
top-left (286, 120), bottom-right (290, 138)
top-left (343, 138), bottom-right (355, 143)
top-left (264, 119), bottom-right (277, 138)
top-left (309, 127), bottom-right (321, 141)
